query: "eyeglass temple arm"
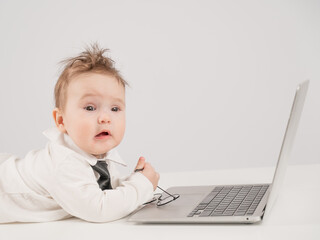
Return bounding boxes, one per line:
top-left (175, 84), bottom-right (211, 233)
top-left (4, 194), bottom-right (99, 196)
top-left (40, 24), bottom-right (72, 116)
top-left (156, 186), bottom-right (177, 198)
top-left (135, 169), bottom-right (176, 198)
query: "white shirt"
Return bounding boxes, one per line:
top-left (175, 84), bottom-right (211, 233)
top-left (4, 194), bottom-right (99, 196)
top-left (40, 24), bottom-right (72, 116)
top-left (0, 127), bottom-right (154, 223)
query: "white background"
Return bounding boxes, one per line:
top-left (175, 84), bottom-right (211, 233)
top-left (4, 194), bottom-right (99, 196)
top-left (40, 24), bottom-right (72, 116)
top-left (0, 0), bottom-right (319, 174)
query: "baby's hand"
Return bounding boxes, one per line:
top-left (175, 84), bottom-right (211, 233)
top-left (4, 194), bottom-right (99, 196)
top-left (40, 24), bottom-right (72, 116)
top-left (135, 157), bottom-right (159, 191)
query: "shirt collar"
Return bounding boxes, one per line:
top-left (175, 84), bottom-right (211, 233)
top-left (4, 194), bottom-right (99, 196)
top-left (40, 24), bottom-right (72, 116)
top-left (42, 127), bottom-right (127, 167)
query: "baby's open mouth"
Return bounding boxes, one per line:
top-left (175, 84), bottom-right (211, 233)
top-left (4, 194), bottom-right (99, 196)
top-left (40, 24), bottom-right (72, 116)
top-left (95, 131), bottom-right (110, 137)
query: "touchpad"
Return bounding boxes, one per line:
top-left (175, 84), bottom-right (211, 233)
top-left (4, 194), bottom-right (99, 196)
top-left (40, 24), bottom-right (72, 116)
top-left (129, 192), bottom-right (206, 221)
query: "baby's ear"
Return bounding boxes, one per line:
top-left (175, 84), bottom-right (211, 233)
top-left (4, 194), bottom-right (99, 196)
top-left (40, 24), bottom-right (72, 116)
top-left (52, 108), bottom-right (67, 133)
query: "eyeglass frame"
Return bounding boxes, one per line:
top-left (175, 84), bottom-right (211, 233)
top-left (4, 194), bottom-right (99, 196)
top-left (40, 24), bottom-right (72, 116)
top-left (135, 168), bottom-right (180, 206)
top-left (144, 185), bottom-right (180, 206)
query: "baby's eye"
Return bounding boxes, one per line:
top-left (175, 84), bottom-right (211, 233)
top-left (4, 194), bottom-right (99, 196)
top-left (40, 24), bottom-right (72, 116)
top-left (84, 106), bottom-right (96, 111)
top-left (111, 107), bottom-right (120, 112)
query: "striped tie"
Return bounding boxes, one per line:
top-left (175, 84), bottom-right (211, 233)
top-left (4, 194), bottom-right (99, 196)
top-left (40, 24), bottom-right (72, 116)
top-left (91, 161), bottom-right (112, 190)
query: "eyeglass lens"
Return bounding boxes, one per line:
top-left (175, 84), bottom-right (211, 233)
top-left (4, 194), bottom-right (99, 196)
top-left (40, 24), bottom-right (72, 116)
top-left (157, 194), bottom-right (180, 206)
top-left (143, 186), bottom-right (180, 206)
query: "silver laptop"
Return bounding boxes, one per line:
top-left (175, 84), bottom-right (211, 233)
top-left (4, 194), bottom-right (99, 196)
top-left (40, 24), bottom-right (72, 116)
top-left (128, 80), bottom-right (309, 224)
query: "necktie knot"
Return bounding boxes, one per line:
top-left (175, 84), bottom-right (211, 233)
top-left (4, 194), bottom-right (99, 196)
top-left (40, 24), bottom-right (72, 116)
top-left (91, 161), bottom-right (112, 190)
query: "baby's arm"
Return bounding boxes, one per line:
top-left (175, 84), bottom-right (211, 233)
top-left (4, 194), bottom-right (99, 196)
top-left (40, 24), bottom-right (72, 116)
top-left (48, 156), bottom-right (155, 223)
top-left (109, 157), bottom-right (159, 191)
top-left (134, 157), bottom-right (160, 190)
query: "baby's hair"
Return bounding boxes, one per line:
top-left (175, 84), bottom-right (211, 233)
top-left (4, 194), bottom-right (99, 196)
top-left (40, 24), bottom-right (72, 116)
top-left (54, 43), bottom-right (128, 110)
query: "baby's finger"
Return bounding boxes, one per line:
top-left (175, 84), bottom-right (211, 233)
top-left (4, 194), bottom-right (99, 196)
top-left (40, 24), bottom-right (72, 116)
top-left (134, 156), bottom-right (145, 171)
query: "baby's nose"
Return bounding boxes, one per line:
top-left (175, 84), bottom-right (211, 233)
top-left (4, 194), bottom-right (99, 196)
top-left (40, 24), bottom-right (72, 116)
top-left (98, 112), bottom-right (111, 124)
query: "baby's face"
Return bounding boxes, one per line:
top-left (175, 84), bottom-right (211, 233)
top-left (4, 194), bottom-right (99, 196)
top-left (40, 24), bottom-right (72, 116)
top-left (58, 72), bottom-right (126, 158)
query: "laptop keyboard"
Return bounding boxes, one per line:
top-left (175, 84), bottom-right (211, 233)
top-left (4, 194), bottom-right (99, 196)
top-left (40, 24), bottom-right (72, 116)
top-left (188, 185), bottom-right (269, 217)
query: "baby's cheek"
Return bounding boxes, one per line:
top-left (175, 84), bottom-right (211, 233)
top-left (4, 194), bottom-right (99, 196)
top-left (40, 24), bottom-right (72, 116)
top-left (75, 122), bottom-right (93, 140)
top-left (116, 121), bottom-right (126, 141)
top-left (79, 122), bottom-right (93, 135)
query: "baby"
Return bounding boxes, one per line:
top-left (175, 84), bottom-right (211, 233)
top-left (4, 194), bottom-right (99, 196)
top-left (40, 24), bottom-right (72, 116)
top-left (0, 44), bottom-right (159, 223)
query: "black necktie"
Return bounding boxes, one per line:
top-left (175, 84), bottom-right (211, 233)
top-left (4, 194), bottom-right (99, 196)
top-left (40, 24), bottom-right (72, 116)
top-left (91, 161), bottom-right (112, 190)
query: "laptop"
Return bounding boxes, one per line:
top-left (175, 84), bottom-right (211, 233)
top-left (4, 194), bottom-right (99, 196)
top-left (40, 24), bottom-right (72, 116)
top-left (128, 80), bottom-right (309, 224)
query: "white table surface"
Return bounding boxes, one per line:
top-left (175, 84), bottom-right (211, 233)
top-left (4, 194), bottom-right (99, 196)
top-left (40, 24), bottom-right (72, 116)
top-left (1, 164), bottom-right (319, 240)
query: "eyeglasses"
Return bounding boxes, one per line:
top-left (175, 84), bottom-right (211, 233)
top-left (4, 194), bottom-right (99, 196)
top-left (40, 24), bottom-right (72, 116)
top-left (134, 168), bottom-right (180, 206)
top-left (144, 185), bottom-right (180, 206)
